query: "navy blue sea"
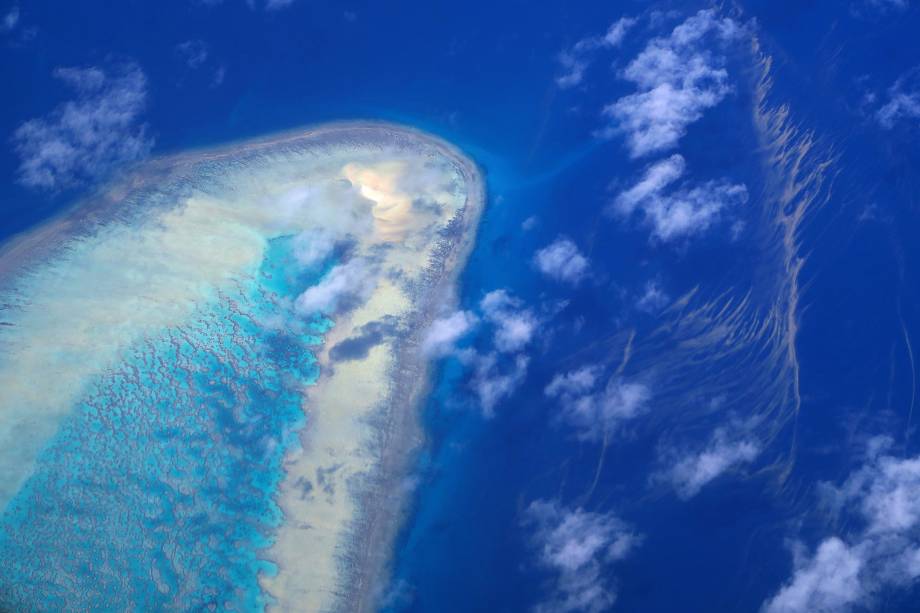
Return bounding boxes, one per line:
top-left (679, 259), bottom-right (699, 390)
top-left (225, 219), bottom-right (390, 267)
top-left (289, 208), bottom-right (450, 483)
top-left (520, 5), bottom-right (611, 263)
top-left (3, 0), bottom-right (920, 611)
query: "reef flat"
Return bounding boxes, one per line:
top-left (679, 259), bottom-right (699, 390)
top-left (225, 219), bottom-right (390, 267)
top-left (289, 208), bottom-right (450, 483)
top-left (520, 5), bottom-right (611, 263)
top-left (0, 122), bottom-right (484, 611)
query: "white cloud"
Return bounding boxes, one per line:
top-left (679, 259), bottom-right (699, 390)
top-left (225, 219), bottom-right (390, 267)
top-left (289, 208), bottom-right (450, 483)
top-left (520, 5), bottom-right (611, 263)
top-left (600, 9), bottom-right (745, 157)
top-left (635, 280), bottom-right (669, 312)
top-left (294, 257), bottom-right (378, 315)
top-left (470, 352), bottom-right (529, 418)
top-left (292, 228), bottom-right (339, 268)
top-left (764, 442), bottom-right (920, 612)
top-left (480, 289), bottom-right (539, 353)
top-left (12, 63), bottom-right (152, 190)
top-left (876, 67), bottom-right (920, 129)
top-left (613, 154), bottom-right (747, 241)
top-left (422, 310), bottom-right (478, 357)
top-left (176, 40), bottom-right (209, 69)
top-left (1, 5), bottom-right (19, 32)
top-left (603, 17), bottom-right (637, 47)
top-left (615, 154), bottom-right (686, 212)
top-left (546, 366), bottom-right (650, 441)
top-left (545, 365), bottom-right (602, 398)
top-left (659, 429), bottom-right (760, 499)
top-left (534, 237), bottom-right (590, 284)
top-left (764, 538), bottom-right (864, 613)
top-left (524, 499), bottom-right (641, 613)
top-left (556, 16), bottom-right (637, 89)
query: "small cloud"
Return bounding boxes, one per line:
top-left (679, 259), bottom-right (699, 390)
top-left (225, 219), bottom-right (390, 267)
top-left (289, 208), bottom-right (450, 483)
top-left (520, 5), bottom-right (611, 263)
top-left (211, 65), bottom-right (227, 87)
top-left (534, 237), bottom-right (590, 285)
top-left (522, 216), bottom-right (539, 231)
top-left (292, 228), bottom-right (340, 268)
top-left (294, 257), bottom-right (378, 315)
top-left (862, 0), bottom-right (909, 13)
top-left (555, 16), bottom-right (637, 89)
top-left (421, 310), bottom-right (478, 357)
top-left (480, 289), bottom-right (539, 353)
top-left (546, 366), bottom-right (650, 441)
top-left (12, 62), bottom-right (152, 190)
top-left (876, 66), bottom-right (920, 129)
top-left (545, 365), bottom-right (601, 398)
top-left (1, 5), bottom-right (19, 32)
top-left (599, 9), bottom-right (746, 157)
top-left (603, 16), bottom-right (637, 47)
top-left (612, 154), bottom-right (747, 242)
top-left (469, 352), bottom-right (529, 418)
top-left (176, 40), bottom-right (209, 69)
top-left (265, 0), bottom-right (296, 9)
top-left (635, 280), bottom-right (669, 312)
top-left (656, 429), bottom-right (760, 499)
top-left (524, 499), bottom-right (641, 613)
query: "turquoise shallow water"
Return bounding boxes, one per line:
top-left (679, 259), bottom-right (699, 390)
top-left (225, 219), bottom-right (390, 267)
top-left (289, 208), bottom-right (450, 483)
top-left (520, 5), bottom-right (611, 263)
top-left (0, 235), bottom-right (327, 611)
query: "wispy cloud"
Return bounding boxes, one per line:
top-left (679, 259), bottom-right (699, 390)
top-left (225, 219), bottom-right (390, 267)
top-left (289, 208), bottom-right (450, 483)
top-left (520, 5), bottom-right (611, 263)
top-left (599, 9), bottom-right (745, 158)
top-left (524, 499), bottom-right (641, 613)
top-left (612, 154), bottom-right (748, 242)
top-left (764, 438), bottom-right (920, 612)
top-left (12, 63), bottom-right (152, 190)
top-left (556, 16), bottom-right (637, 89)
top-left (876, 67), bottom-right (920, 129)
top-left (534, 237), bottom-right (590, 285)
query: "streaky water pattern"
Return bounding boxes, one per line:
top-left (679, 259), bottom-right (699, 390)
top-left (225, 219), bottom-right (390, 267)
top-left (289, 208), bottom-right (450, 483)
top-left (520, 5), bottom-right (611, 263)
top-left (0, 235), bottom-right (325, 610)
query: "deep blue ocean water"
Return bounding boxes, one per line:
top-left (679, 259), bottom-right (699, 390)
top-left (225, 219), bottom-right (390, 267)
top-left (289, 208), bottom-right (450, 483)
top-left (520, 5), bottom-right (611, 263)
top-left (4, 0), bottom-right (920, 611)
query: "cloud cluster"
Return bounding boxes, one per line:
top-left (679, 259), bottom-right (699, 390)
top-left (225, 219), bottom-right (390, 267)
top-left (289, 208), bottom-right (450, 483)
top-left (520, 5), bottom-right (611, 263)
top-left (876, 67), bottom-right (920, 129)
top-left (545, 365), bottom-right (650, 441)
top-left (524, 499), bottom-right (641, 613)
top-left (417, 289), bottom-right (541, 416)
top-left (466, 290), bottom-right (543, 416)
top-left (12, 63), bottom-right (152, 190)
top-left (534, 237), bottom-right (590, 285)
top-left (612, 153), bottom-right (747, 241)
top-left (656, 427), bottom-right (760, 499)
top-left (764, 438), bottom-right (920, 612)
top-left (600, 9), bottom-right (745, 158)
top-left (556, 16), bottom-right (637, 89)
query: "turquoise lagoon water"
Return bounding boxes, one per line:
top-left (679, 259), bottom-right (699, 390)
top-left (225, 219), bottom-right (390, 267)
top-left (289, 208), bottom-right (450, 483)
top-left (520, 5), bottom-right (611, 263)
top-left (0, 235), bottom-right (329, 611)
